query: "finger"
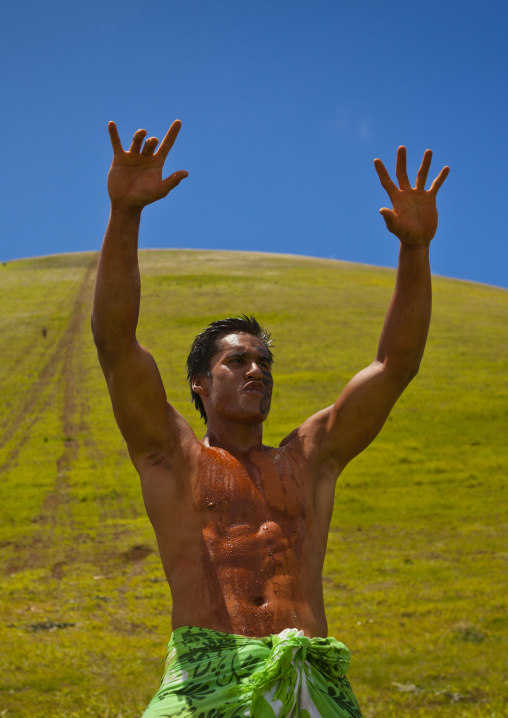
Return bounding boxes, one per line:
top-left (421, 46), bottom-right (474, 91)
top-left (160, 170), bottom-right (189, 196)
top-left (129, 129), bottom-right (147, 153)
top-left (374, 158), bottom-right (399, 201)
top-left (141, 136), bottom-right (159, 156)
top-left (395, 146), bottom-right (411, 190)
top-left (108, 121), bottom-right (123, 155)
top-left (428, 165), bottom-right (450, 196)
top-left (157, 120), bottom-right (182, 160)
top-left (415, 149), bottom-right (434, 190)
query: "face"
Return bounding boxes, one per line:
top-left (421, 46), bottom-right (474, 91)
top-left (193, 333), bottom-right (273, 424)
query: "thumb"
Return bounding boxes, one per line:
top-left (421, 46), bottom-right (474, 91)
top-left (379, 207), bottom-right (397, 234)
top-left (160, 170), bottom-right (189, 197)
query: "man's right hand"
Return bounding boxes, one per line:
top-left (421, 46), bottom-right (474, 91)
top-left (107, 120), bottom-right (188, 210)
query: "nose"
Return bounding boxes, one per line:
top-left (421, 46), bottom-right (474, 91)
top-left (246, 361), bottom-right (263, 379)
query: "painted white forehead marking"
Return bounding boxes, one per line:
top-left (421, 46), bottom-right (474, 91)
top-left (218, 333), bottom-right (271, 359)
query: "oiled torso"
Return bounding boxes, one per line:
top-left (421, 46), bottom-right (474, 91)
top-left (143, 439), bottom-right (330, 638)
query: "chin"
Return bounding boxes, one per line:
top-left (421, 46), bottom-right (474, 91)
top-left (237, 411), bottom-right (269, 425)
top-left (241, 405), bottom-right (271, 424)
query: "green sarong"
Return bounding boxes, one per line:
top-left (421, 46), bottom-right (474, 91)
top-left (142, 625), bottom-right (363, 717)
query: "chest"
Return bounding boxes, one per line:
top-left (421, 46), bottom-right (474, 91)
top-left (191, 446), bottom-right (310, 525)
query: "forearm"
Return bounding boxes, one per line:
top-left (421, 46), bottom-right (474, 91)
top-left (376, 243), bottom-right (432, 378)
top-left (92, 204), bottom-right (143, 355)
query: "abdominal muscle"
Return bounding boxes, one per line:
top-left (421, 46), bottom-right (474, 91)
top-left (167, 516), bottom-right (328, 638)
top-left (146, 442), bottom-right (329, 639)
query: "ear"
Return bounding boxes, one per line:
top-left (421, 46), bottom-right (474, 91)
top-left (191, 374), bottom-right (211, 397)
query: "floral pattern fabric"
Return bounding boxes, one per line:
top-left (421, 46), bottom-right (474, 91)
top-left (142, 625), bottom-right (363, 717)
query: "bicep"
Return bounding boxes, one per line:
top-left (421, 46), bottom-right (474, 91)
top-left (98, 341), bottom-right (182, 464)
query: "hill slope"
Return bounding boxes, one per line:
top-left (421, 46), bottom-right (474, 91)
top-left (0, 250), bottom-right (506, 717)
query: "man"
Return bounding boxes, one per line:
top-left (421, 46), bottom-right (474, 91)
top-left (92, 119), bottom-right (449, 717)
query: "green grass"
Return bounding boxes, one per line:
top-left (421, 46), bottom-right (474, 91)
top-left (0, 250), bottom-right (506, 717)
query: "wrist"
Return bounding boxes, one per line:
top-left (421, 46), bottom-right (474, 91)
top-left (110, 202), bottom-right (143, 221)
top-left (397, 243), bottom-right (431, 275)
top-left (399, 241), bottom-right (431, 255)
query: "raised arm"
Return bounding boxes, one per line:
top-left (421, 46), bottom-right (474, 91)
top-left (92, 121), bottom-right (189, 470)
top-left (305, 146), bottom-right (449, 474)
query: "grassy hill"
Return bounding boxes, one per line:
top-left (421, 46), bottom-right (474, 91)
top-left (0, 250), bottom-right (506, 717)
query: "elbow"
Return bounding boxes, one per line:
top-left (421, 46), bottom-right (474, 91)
top-left (91, 312), bottom-right (106, 352)
top-left (91, 312), bottom-right (137, 364)
top-left (397, 359), bottom-right (421, 387)
top-left (407, 359), bottom-right (421, 383)
top-left (91, 312), bottom-right (116, 358)
top-left (380, 355), bottom-right (421, 390)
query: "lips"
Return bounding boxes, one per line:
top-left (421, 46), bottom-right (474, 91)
top-left (244, 382), bottom-right (265, 394)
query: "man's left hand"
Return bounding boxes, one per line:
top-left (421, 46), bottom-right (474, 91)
top-left (374, 146), bottom-right (450, 247)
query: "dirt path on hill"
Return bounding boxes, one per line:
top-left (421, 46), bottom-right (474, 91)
top-left (2, 256), bottom-right (98, 575)
top-left (37, 256), bottom-right (97, 530)
top-left (3, 253), bottom-right (153, 579)
top-left (0, 255), bottom-right (98, 477)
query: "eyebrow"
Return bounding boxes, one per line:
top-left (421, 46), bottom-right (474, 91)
top-left (225, 350), bottom-right (272, 364)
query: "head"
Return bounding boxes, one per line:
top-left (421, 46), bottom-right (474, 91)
top-left (187, 315), bottom-right (273, 424)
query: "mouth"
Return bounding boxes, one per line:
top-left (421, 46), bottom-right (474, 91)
top-left (243, 382), bottom-right (265, 394)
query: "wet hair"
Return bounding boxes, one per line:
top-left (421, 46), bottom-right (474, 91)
top-left (186, 315), bottom-right (273, 423)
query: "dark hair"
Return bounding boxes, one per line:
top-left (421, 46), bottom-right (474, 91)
top-left (186, 315), bottom-right (273, 423)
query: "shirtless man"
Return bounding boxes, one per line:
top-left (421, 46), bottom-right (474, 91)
top-left (92, 120), bottom-right (449, 717)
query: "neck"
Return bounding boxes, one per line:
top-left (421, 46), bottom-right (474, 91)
top-left (203, 419), bottom-right (265, 456)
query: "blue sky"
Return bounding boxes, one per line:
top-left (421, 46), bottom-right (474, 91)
top-left (1, 0), bottom-right (507, 288)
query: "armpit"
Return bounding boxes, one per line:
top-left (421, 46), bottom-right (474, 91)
top-left (279, 428), bottom-right (299, 448)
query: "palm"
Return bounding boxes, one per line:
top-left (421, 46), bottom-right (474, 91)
top-left (374, 147), bottom-right (449, 246)
top-left (107, 121), bottom-right (188, 209)
top-left (108, 156), bottom-right (165, 207)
